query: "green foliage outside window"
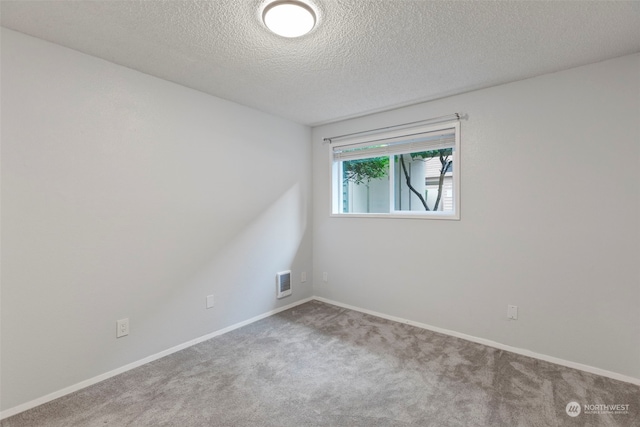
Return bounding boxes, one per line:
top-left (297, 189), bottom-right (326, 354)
top-left (343, 156), bottom-right (389, 185)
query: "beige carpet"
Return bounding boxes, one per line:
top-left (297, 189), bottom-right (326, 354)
top-left (2, 300), bottom-right (639, 426)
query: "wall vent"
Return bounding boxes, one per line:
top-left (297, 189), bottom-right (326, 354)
top-left (276, 270), bottom-right (292, 299)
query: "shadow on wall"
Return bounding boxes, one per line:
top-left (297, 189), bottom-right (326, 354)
top-left (130, 182), bottom-right (310, 352)
top-left (194, 182), bottom-right (309, 316)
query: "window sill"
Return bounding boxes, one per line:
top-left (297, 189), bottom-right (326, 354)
top-left (330, 211), bottom-right (460, 220)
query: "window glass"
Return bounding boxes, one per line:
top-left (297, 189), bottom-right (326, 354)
top-left (331, 121), bottom-right (459, 219)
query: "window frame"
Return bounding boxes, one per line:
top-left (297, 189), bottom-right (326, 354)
top-left (329, 121), bottom-right (460, 220)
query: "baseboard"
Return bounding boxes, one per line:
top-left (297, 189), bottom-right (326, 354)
top-left (313, 296), bottom-right (640, 386)
top-left (0, 296), bottom-right (314, 420)
top-left (4, 294), bottom-right (637, 420)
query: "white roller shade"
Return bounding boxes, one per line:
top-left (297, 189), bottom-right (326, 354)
top-left (332, 126), bottom-right (456, 161)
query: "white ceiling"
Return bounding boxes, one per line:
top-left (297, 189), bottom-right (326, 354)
top-left (2, 0), bottom-right (639, 126)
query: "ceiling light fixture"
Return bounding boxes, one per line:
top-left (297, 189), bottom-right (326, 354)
top-left (263, 1), bottom-right (316, 38)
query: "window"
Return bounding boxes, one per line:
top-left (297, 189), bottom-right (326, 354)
top-left (330, 121), bottom-right (460, 219)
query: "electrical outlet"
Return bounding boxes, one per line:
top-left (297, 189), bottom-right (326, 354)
top-left (322, 272), bottom-right (328, 282)
top-left (301, 271), bottom-right (307, 283)
top-left (116, 318), bottom-right (129, 338)
top-left (206, 294), bottom-right (215, 309)
top-left (507, 305), bottom-right (518, 320)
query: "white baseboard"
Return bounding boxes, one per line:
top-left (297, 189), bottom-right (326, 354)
top-left (313, 296), bottom-right (640, 387)
top-left (3, 294), bottom-right (637, 420)
top-left (0, 297), bottom-right (314, 420)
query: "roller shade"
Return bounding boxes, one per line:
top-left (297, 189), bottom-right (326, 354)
top-left (332, 127), bottom-right (456, 161)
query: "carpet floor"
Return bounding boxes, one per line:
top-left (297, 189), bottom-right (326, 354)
top-left (2, 300), bottom-right (639, 427)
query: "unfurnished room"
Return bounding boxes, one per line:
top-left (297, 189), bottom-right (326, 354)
top-left (1, 1), bottom-right (639, 426)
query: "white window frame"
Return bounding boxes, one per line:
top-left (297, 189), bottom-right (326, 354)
top-left (330, 121), bottom-right (460, 220)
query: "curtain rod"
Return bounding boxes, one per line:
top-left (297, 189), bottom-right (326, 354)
top-left (323, 113), bottom-right (462, 144)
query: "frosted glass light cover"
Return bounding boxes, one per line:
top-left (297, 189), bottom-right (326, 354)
top-left (263, 1), bottom-right (316, 38)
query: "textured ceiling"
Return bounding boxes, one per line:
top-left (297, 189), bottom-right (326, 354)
top-left (2, 0), bottom-right (640, 126)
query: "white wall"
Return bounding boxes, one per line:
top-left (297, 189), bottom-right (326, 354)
top-left (313, 54), bottom-right (640, 380)
top-left (1, 28), bottom-right (312, 411)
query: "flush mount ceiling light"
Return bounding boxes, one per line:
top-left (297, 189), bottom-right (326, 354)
top-left (263, 0), bottom-right (316, 38)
